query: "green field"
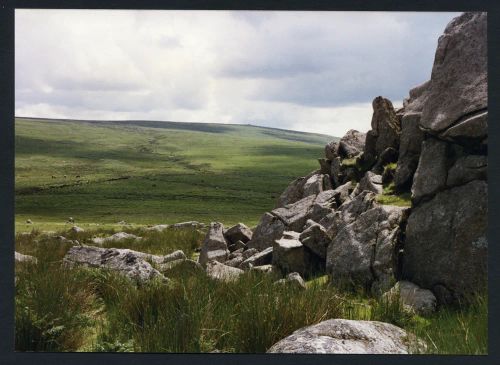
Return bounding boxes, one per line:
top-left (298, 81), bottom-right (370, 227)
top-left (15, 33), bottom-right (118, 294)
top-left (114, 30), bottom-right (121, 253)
top-left (15, 117), bottom-right (334, 231)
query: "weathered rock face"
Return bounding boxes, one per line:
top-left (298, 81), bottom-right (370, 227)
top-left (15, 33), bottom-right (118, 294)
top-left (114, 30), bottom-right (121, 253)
top-left (403, 181), bottom-right (487, 304)
top-left (247, 213), bottom-right (286, 251)
top-left (354, 171), bottom-right (383, 195)
top-left (198, 222), bottom-right (229, 268)
top-left (420, 12), bottom-right (487, 137)
top-left (267, 319), bottom-right (419, 354)
top-left (327, 204), bottom-right (408, 294)
top-left (224, 223), bottom-right (253, 245)
top-left (383, 281), bottom-right (437, 315)
top-left (363, 97), bottom-right (401, 167)
top-left (273, 233), bottom-right (314, 276)
top-left (410, 138), bottom-right (449, 204)
top-left (157, 258), bottom-right (203, 275)
top-left (239, 247), bottom-right (273, 269)
top-left (337, 130), bottom-right (366, 159)
top-left (402, 12), bottom-right (488, 304)
top-left (275, 171), bottom-right (319, 208)
top-left (299, 222), bottom-right (330, 260)
top-left (63, 246), bottom-right (167, 283)
top-left (394, 112), bottom-right (425, 191)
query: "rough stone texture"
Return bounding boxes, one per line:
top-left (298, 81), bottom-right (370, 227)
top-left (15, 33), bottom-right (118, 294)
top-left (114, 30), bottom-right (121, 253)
top-left (394, 112), bottom-right (425, 191)
top-left (246, 213), bottom-right (286, 251)
top-left (441, 111), bottom-right (488, 141)
top-left (332, 181), bottom-right (354, 206)
top-left (325, 140), bottom-right (339, 160)
top-left (239, 247), bottom-right (273, 270)
top-left (267, 319), bottom-right (419, 354)
top-left (274, 272), bottom-right (307, 290)
top-left (302, 174), bottom-right (331, 197)
top-left (63, 246), bottom-right (167, 283)
top-left (337, 130), bottom-right (366, 159)
top-left (92, 232), bottom-right (142, 245)
top-left (224, 223), bottom-right (253, 245)
top-left (242, 248), bottom-right (259, 260)
top-left (224, 255), bottom-right (245, 268)
top-left (272, 195), bottom-right (317, 232)
top-left (206, 261), bottom-right (244, 282)
top-left (273, 234), bottom-right (311, 276)
top-left (404, 80), bottom-right (431, 114)
top-left (275, 171), bottom-right (318, 208)
top-left (383, 281), bottom-right (437, 315)
top-left (308, 190), bottom-right (338, 223)
top-left (327, 205), bottom-right (408, 293)
top-left (355, 171), bottom-right (383, 195)
top-left (15, 251), bottom-right (37, 264)
top-left (299, 222), bottom-right (330, 260)
top-left (198, 222), bottom-right (229, 268)
top-left (403, 180), bottom-right (487, 304)
top-left (446, 155), bottom-right (487, 187)
top-left (368, 97), bottom-right (401, 159)
top-left (411, 138), bottom-right (448, 204)
top-left (420, 12), bottom-right (487, 136)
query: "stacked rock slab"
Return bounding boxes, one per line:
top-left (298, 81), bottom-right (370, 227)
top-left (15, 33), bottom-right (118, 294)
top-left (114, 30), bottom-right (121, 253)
top-left (198, 222), bottom-right (230, 268)
top-left (402, 12), bottom-right (487, 304)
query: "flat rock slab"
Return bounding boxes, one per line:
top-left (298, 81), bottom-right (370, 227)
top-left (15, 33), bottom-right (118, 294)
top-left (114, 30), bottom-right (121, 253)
top-left (267, 319), bottom-right (419, 354)
top-left (206, 261), bottom-right (244, 282)
top-left (92, 232), bottom-right (142, 245)
top-left (63, 246), bottom-right (167, 283)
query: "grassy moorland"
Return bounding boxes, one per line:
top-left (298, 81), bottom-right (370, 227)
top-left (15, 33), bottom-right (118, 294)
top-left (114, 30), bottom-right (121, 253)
top-left (14, 117), bottom-right (487, 354)
top-left (15, 117), bottom-right (332, 231)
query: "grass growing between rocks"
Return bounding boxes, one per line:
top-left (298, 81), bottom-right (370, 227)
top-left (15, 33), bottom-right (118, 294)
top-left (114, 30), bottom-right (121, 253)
top-left (15, 229), bottom-right (487, 354)
top-left (376, 181), bottom-right (412, 207)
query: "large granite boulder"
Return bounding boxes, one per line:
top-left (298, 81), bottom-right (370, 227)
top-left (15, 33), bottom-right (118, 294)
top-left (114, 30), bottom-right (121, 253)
top-left (267, 319), bottom-right (421, 354)
top-left (198, 222), bottom-right (229, 268)
top-left (272, 195), bottom-right (317, 232)
top-left (63, 246), bottom-right (168, 283)
top-left (327, 204), bottom-right (408, 294)
top-left (337, 130), bottom-right (366, 159)
top-left (324, 140), bottom-right (339, 160)
top-left (239, 247), bottom-right (273, 269)
top-left (403, 180), bottom-right (487, 304)
top-left (420, 12), bottom-right (487, 138)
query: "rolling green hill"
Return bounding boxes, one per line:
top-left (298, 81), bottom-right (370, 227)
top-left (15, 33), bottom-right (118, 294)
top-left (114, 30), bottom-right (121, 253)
top-left (15, 117), bottom-right (336, 231)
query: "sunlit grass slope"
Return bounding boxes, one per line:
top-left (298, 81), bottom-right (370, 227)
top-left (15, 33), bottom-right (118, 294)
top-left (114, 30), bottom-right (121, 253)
top-left (15, 117), bottom-right (335, 231)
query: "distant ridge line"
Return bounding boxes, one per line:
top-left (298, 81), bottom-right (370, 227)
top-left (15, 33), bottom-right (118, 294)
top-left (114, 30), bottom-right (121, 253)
top-left (15, 116), bottom-right (336, 139)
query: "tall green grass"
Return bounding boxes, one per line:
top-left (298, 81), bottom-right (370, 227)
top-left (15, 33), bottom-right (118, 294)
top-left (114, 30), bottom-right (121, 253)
top-left (15, 229), bottom-right (488, 354)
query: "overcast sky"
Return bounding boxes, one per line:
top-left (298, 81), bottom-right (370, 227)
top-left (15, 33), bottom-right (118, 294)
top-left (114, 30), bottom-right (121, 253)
top-left (15, 10), bottom-right (460, 137)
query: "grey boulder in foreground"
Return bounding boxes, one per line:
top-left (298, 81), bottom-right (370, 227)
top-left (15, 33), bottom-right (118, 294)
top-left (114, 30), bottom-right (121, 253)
top-left (63, 246), bottom-right (168, 283)
top-left (267, 319), bottom-right (422, 354)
